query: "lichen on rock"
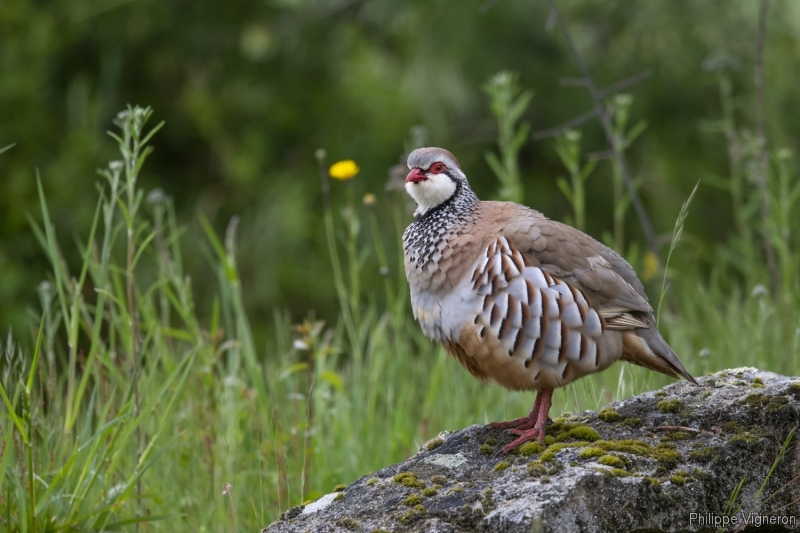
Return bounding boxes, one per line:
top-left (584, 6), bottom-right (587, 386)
top-left (263, 369), bottom-right (800, 533)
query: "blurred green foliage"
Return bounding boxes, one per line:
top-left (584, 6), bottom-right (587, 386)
top-left (2, 0), bottom-right (800, 338)
top-left (2, 2), bottom-right (800, 529)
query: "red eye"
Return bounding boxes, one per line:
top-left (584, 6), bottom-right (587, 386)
top-left (430, 162), bottom-right (446, 173)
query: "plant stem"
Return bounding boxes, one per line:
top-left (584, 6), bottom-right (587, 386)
top-left (755, 0), bottom-right (778, 295)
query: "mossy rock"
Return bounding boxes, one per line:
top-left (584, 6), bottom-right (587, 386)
top-left (263, 370), bottom-right (800, 533)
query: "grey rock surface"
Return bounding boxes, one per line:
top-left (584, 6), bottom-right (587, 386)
top-left (262, 368), bottom-right (800, 532)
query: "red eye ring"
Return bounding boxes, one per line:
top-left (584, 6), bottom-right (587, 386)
top-left (430, 162), bottom-right (446, 173)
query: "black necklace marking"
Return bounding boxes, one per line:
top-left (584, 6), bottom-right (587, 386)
top-left (403, 179), bottom-right (479, 269)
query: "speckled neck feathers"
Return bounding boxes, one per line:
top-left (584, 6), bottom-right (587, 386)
top-left (403, 180), bottom-right (479, 273)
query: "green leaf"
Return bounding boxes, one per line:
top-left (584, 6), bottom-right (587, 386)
top-left (626, 119), bottom-right (648, 144)
top-left (280, 363), bottom-right (309, 380)
top-left (26, 314), bottom-right (46, 391)
top-left (555, 176), bottom-right (573, 201)
top-left (320, 370), bottom-right (345, 393)
top-left (484, 151), bottom-right (505, 182)
top-left (0, 382), bottom-right (28, 444)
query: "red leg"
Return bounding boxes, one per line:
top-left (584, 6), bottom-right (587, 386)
top-left (500, 389), bottom-right (553, 454)
top-left (488, 392), bottom-right (544, 430)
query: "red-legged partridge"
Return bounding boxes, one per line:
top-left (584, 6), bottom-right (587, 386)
top-left (402, 147), bottom-right (698, 453)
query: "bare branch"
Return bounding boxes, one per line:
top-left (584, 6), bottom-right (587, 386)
top-left (755, 0), bottom-right (778, 295)
top-left (652, 425), bottom-right (705, 434)
top-left (596, 69), bottom-right (654, 99)
top-left (533, 108), bottom-right (598, 140)
top-left (559, 77), bottom-right (589, 86)
top-left (545, 0), bottom-right (658, 255)
top-left (585, 149), bottom-right (614, 161)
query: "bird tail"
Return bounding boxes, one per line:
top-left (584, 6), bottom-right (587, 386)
top-left (621, 329), bottom-right (699, 386)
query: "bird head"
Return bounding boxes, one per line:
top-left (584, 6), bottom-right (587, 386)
top-left (405, 147), bottom-right (467, 216)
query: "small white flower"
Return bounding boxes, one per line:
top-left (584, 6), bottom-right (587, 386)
top-left (698, 348), bottom-right (711, 358)
top-left (106, 483), bottom-right (126, 502)
top-left (293, 339), bottom-right (309, 351)
top-left (751, 284), bottom-right (768, 298)
top-left (147, 188), bottom-right (167, 205)
top-left (109, 160), bottom-right (123, 171)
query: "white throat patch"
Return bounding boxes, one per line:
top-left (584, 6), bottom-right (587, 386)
top-left (405, 174), bottom-right (458, 216)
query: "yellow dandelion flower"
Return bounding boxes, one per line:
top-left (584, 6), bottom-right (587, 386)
top-left (362, 192), bottom-right (376, 206)
top-left (641, 251), bottom-right (660, 282)
top-left (329, 160), bottom-right (360, 181)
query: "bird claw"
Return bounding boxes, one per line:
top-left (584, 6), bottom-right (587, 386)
top-left (501, 427), bottom-right (546, 453)
top-left (487, 416), bottom-right (533, 430)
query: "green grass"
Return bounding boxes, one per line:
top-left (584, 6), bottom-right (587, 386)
top-left (1, 98), bottom-right (799, 533)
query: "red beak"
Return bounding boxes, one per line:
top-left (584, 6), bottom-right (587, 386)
top-left (406, 168), bottom-right (427, 183)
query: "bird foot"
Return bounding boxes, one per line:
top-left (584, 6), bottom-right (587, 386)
top-left (500, 427), bottom-right (545, 453)
top-left (487, 416), bottom-right (533, 430)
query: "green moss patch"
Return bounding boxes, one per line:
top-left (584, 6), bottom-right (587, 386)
top-left (579, 447), bottom-right (605, 459)
top-left (598, 409), bottom-right (621, 422)
top-left (424, 437), bottom-right (444, 451)
top-left (334, 484), bottom-right (346, 492)
top-left (670, 470), bottom-right (692, 486)
top-left (403, 494), bottom-right (423, 506)
top-left (421, 487), bottom-right (438, 497)
top-left (541, 441), bottom-right (591, 462)
top-left (397, 504), bottom-right (427, 523)
top-left (335, 517), bottom-right (359, 531)
top-left (660, 430), bottom-right (693, 442)
top-left (598, 455), bottom-right (625, 468)
top-left (393, 472), bottom-right (425, 489)
top-left (493, 461), bottom-right (510, 472)
top-left (745, 393), bottom-right (791, 415)
top-left (366, 477), bottom-right (379, 486)
top-left (527, 459), bottom-right (564, 478)
top-left (528, 461), bottom-right (547, 477)
top-left (688, 446), bottom-right (716, 461)
top-left (657, 399), bottom-right (681, 413)
top-left (430, 475), bottom-right (448, 485)
top-left (621, 417), bottom-right (641, 427)
top-left (517, 441), bottom-right (544, 456)
top-left (549, 421), bottom-right (601, 442)
top-left (479, 444), bottom-right (493, 455)
top-left (582, 439), bottom-right (682, 474)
